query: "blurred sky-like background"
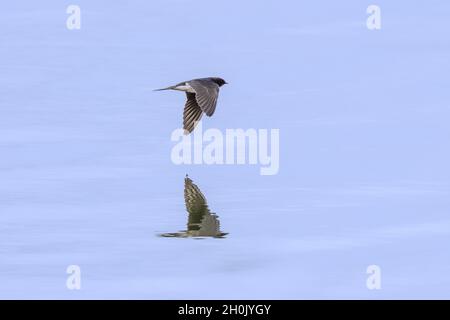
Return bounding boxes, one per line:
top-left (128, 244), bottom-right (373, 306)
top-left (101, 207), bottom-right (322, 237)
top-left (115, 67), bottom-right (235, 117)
top-left (1, 0), bottom-right (450, 298)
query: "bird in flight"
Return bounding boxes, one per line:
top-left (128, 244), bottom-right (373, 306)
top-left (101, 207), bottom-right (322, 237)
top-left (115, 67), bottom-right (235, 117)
top-left (159, 175), bottom-right (227, 238)
top-left (154, 77), bottom-right (227, 134)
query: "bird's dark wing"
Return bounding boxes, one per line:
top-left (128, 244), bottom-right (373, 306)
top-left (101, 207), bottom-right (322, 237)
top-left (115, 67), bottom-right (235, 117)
top-left (184, 176), bottom-right (223, 237)
top-left (184, 176), bottom-right (209, 216)
top-left (188, 79), bottom-right (220, 116)
top-left (184, 177), bottom-right (221, 237)
top-left (183, 92), bottom-right (203, 134)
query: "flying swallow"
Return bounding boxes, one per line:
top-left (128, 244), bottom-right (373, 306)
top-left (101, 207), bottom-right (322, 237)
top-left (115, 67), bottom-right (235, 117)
top-left (155, 77), bottom-right (227, 134)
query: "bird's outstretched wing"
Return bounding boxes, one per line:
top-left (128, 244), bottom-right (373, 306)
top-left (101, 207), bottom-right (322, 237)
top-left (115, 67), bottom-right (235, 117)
top-left (183, 92), bottom-right (203, 134)
top-left (184, 176), bottom-right (221, 237)
top-left (184, 176), bottom-right (208, 215)
top-left (188, 79), bottom-right (220, 116)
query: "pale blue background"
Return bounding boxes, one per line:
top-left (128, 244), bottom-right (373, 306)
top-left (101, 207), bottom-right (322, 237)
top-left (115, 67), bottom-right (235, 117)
top-left (1, 0), bottom-right (449, 299)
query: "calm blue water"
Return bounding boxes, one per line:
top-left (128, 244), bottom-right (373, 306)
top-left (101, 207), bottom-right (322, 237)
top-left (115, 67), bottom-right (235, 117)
top-left (1, 0), bottom-right (450, 299)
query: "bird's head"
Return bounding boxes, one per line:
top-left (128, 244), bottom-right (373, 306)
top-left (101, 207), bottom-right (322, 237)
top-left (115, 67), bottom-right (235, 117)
top-left (211, 77), bottom-right (228, 87)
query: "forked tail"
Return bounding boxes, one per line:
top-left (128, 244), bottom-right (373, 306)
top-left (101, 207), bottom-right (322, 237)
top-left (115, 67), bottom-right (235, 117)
top-left (153, 85), bottom-right (176, 91)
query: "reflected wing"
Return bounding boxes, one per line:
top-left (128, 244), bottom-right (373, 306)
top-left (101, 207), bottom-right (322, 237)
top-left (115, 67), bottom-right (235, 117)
top-left (183, 92), bottom-right (203, 134)
top-left (184, 176), bottom-right (208, 215)
top-left (184, 176), bottom-right (223, 237)
top-left (188, 79), bottom-right (220, 116)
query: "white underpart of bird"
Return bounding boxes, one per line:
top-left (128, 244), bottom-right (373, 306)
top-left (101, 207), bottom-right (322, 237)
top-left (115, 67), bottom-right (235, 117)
top-left (173, 83), bottom-right (195, 93)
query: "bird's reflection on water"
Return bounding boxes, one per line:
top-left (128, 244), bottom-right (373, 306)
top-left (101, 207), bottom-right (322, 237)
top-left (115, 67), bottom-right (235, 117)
top-left (160, 175), bottom-right (227, 239)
